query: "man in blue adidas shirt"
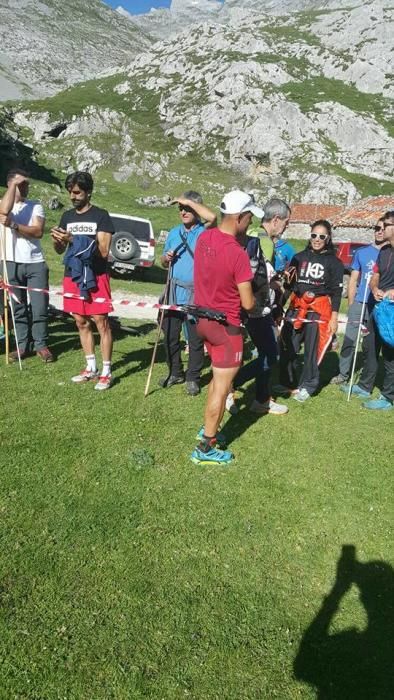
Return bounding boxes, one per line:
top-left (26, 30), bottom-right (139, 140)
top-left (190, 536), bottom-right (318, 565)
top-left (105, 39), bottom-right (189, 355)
top-left (159, 191), bottom-right (216, 396)
top-left (331, 217), bottom-right (387, 386)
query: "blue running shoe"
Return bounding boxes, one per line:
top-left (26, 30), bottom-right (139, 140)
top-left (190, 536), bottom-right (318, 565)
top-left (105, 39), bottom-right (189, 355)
top-left (196, 427), bottom-right (227, 448)
top-left (340, 384), bottom-right (371, 398)
top-left (191, 446), bottom-right (234, 466)
top-left (362, 395), bottom-right (393, 411)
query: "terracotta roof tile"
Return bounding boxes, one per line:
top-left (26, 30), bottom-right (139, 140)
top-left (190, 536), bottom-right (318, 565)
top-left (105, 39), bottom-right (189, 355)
top-left (290, 204), bottom-right (344, 224)
top-left (333, 196), bottom-right (394, 227)
top-left (290, 197), bottom-right (394, 228)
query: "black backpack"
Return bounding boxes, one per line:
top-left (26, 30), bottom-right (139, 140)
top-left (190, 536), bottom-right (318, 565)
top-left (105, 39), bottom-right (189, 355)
top-left (245, 236), bottom-right (271, 309)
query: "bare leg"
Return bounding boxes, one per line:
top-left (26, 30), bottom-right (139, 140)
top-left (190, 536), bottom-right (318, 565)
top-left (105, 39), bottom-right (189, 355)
top-left (73, 313), bottom-right (95, 355)
top-left (204, 366), bottom-right (240, 438)
top-left (92, 314), bottom-right (113, 363)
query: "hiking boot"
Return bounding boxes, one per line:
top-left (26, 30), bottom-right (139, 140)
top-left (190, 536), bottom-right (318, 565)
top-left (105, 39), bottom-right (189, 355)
top-left (71, 369), bottom-right (100, 383)
top-left (36, 347), bottom-right (54, 363)
top-left (330, 373), bottom-right (347, 385)
top-left (225, 392), bottom-right (239, 415)
top-left (191, 445), bottom-right (234, 466)
top-left (250, 399), bottom-right (289, 415)
top-left (94, 375), bottom-right (113, 391)
top-left (186, 380), bottom-right (200, 396)
top-left (362, 395), bottom-right (393, 411)
top-left (292, 388), bottom-right (311, 403)
top-left (340, 384), bottom-right (371, 398)
top-left (158, 374), bottom-right (185, 388)
top-left (196, 427), bottom-right (227, 448)
top-left (8, 349), bottom-right (29, 362)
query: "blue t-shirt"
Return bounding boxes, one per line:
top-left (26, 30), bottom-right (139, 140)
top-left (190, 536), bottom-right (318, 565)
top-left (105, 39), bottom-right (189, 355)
top-left (164, 222), bottom-right (205, 304)
top-left (274, 239), bottom-right (296, 272)
top-left (351, 244), bottom-right (380, 303)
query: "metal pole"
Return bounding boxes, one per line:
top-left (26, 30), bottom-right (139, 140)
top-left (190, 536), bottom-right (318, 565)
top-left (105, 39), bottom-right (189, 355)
top-left (144, 262), bottom-right (172, 397)
top-left (347, 272), bottom-right (371, 402)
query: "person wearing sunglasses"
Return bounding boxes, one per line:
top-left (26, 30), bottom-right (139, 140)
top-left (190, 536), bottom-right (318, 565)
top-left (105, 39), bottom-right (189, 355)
top-left (278, 219), bottom-right (344, 402)
top-left (357, 210), bottom-right (394, 411)
top-left (331, 217), bottom-right (387, 387)
top-left (159, 191), bottom-right (217, 396)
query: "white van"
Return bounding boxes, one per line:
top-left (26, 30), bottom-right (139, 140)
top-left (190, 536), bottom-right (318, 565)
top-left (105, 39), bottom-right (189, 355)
top-left (108, 214), bottom-right (155, 275)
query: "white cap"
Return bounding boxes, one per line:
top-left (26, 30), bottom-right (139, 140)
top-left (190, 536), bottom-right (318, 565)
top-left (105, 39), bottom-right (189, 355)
top-left (219, 189), bottom-right (264, 219)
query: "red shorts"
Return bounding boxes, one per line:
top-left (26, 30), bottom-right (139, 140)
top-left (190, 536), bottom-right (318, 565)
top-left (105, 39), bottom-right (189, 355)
top-left (63, 273), bottom-right (113, 316)
top-left (197, 318), bottom-right (243, 368)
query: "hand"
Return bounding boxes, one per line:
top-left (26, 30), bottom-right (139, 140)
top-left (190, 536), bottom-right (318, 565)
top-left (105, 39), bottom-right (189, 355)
top-left (0, 213), bottom-right (11, 227)
top-left (51, 227), bottom-right (71, 244)
top-left (384, 289), bottom-right (394, 300)
top-left (373, 288), bottom-right (385, 301)
top-left (9, 173), bottom-right (28, 187)
top-left (329, 317), bottom-right (338, 335)
top-left (164, 250), bottom-right (175, 263)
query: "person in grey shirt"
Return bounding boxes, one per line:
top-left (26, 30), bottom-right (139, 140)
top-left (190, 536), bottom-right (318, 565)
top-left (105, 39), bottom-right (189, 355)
top-left (0, 168), bottom-right (53, 362)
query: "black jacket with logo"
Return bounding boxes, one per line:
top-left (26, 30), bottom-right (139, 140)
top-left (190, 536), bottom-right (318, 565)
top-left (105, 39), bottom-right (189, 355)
top-left (290, 248), bottom-right (344, 312)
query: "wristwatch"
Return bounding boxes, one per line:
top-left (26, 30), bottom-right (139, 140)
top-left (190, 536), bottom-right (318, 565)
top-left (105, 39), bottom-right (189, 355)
top-left (11, 221), bottom-right (19, 232)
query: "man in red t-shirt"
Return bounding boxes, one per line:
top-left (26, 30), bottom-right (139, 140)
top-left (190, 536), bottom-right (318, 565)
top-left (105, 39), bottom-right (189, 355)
top-left (191, 190), bottom-right (264, 466)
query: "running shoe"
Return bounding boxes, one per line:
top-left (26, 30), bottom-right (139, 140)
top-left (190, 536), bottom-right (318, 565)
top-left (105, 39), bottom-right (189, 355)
top-left (250, 399), bottom-right (289, 415)
top-left (94, 375), bottom-right (113, 391)
top-left (191, 446), bottom-right (234, 466)
top-left (330, 373), bottom-right (347, 385)
top-left (340, 384), bottom-right (371, 398)
top-left (71, 369), bottom-right (99, 383)
top-left (292, 388), bottom-right (311, 403)
top-left (362, 395), bottom-right (393, 411)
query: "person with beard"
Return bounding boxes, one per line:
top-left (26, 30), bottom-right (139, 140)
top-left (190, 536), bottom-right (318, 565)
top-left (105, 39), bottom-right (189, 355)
top-left (51, 171), bottom-right (115, 390)
top-left (331, 217), bottom-right (388, 387)
top-left (279, 219), bottom-right (344, 402)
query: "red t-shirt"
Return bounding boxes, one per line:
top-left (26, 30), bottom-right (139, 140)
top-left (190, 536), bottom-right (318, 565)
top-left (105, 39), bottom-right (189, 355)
top-left (194, 228), bottom-right (253, 326)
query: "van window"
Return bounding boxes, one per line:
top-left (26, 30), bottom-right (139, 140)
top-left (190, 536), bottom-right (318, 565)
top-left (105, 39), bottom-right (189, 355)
top-left (112, 217), bottom-right (151, 242)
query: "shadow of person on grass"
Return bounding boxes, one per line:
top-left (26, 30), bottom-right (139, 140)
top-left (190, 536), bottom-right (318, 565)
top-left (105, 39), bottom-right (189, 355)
top-left (294, 545), bottom-right (394, 700)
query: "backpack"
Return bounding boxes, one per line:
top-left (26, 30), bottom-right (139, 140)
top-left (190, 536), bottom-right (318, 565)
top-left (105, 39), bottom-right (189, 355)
top-left (245, 236), bottom-right (270, 309)
top-left (373, 298), bottom-right (394, 347)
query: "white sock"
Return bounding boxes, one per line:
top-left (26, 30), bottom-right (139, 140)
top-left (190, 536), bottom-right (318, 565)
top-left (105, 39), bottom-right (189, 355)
top-left (101, 361), bottom-right (111, 378)
top-left (86, 355), bottom-right (97, 372)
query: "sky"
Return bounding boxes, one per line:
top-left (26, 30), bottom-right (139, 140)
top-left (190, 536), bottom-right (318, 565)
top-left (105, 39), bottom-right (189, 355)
top-left (105, 0), bottom-right (171, 14)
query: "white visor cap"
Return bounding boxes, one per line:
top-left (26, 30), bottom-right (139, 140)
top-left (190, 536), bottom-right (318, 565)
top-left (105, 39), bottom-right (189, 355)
top-left (220, 189), bottom-right (264, 219)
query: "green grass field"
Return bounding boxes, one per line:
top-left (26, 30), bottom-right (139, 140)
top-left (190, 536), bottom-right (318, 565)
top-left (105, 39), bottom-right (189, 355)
top-left (1, 309), bottom-right (393, 698)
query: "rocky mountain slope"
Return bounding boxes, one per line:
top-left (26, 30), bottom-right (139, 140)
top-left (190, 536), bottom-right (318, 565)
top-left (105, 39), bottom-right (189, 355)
top-left (0, 0), bottom-right (149, 101)
top-left (1, 0), bottom-right (393, 207)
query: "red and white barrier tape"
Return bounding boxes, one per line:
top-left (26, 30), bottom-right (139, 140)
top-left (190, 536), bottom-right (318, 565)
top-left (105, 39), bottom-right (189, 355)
top-left (0, 280), bottom-right (184, 312)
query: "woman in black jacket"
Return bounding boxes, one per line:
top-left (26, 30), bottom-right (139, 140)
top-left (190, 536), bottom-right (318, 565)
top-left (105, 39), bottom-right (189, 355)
top-left (279, 220), bottom-right (344, 402)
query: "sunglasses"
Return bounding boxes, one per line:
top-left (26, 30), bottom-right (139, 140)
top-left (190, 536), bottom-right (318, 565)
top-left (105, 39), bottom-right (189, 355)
top-left (179, 205), bottom-right (194, 214)
top-left (310, 233), bottom-right (328, 241)
top-left (374, 225), bottom-right (384, 232)
top-left (383, 221), bottom-right (394, 228)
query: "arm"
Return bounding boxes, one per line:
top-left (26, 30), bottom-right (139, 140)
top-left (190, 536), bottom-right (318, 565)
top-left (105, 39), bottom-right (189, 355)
top-left (172, 197), bottom-right (217, 228)
top-left (96, 231), bottom-right (112, 259)
top-left (238, 281), bottom-right (255, 312)
top-left (10, 215), bottom-right (44, 240)
top-left (370, 271), bottom-right (384, 301)
top-left (347, 269), bottom-right (360, 306)
top-left (0, 181), bottom-right (18, 217)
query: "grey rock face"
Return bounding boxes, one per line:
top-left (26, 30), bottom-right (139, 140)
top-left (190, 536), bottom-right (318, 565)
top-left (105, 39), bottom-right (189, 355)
top-left (0, 0), bottom-right (149, 101)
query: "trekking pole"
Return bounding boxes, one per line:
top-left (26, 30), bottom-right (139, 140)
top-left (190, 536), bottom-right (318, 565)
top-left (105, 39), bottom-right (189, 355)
top-left (144, 261), bottom-right (172, 397)
top-left (0, 223), bottom-right (23, 370)
top-left (347, 272), bottom-right (372, 402)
